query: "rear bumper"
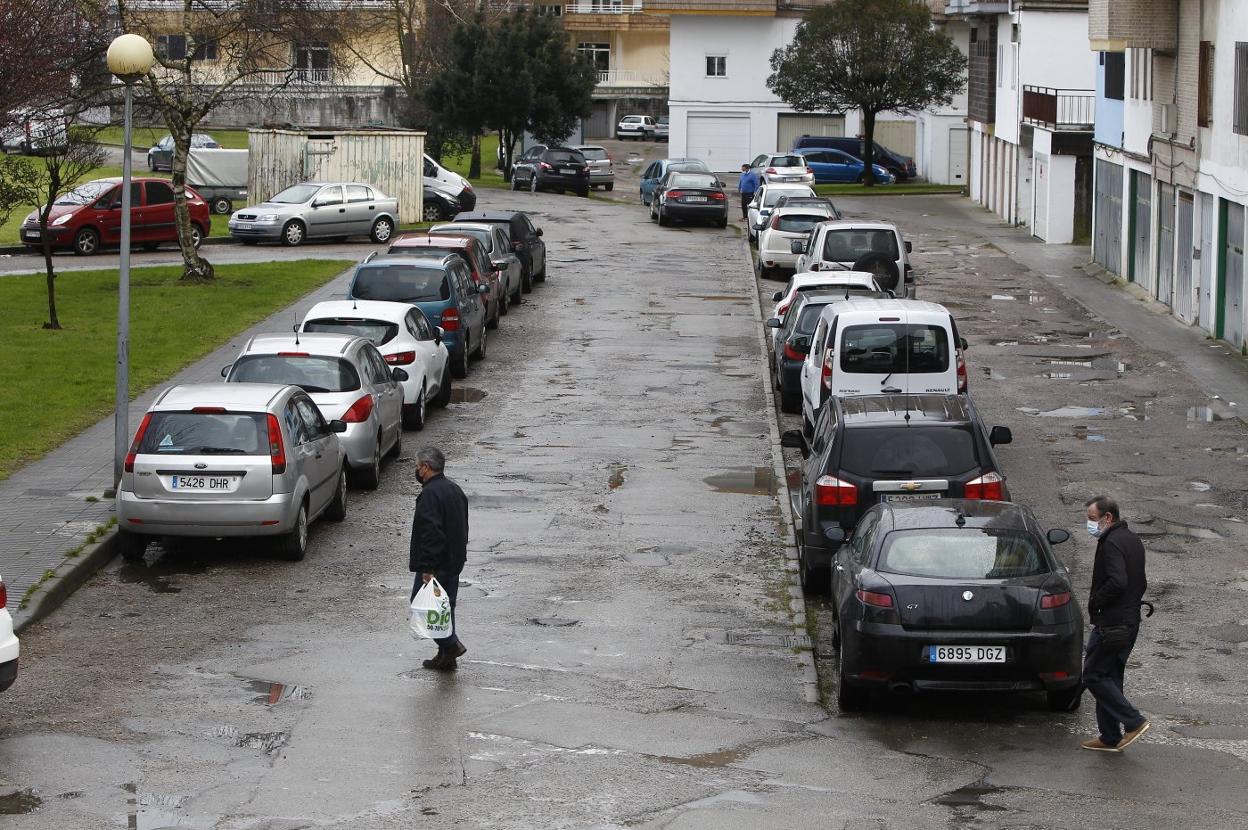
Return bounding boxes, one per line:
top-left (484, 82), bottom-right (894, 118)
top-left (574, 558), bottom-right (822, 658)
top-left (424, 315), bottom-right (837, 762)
top-left (778, 356), bottom-right (804, 394)
top-left (457, 190), bottom-right (477, 211)
top-left (117, 490), bottom-right (299, 536)
top-left (665, 203), bottom-right (728, 221)
top-left (588, 171), bottom-right (614, 184)
top-left (537, 173), bottom-right (589, 191)
top-left (760, 249), bottom-right (799, 269)
top-left (0, 657), bottom-right (16, 693)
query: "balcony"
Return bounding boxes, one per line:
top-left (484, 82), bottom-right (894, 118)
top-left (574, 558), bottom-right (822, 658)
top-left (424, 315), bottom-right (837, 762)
top-left (1088, 0), bottom-right (1177, 50)
top-left (596, 69), bottom-right (665, 87)
top-left (1022, 86), bottom-right (1095, 131)
top-left (566, 0), bottom-right (644, 11)
top-left (250, 68), bottom-right (333, 87)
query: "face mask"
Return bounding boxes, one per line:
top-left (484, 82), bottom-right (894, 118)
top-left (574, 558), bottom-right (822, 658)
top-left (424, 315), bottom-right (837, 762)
top-left (1086, 519), bottom-right (1102, 538)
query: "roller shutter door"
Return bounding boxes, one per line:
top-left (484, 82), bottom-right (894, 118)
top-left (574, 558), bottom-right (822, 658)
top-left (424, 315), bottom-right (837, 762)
top-left (777, 114), bottom-right (845, 151)
top-left (874, 120), bottom-right (917, 158)
top-left (685, 113), bottom-right (751, 172)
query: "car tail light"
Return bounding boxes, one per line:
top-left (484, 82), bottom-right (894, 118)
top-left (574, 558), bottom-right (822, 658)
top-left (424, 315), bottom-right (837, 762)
top-left (1040, 670), bottom-right (1070, 681)
top-left (192, 406), bottom-right (226, 413)
top-left (806, 167), bottom-right (815, 175)
top-left (539, 161), bottom-right (552, 170)
top-left (815, 474), bottom-right (857, 506)
top-left (821, 350), bottom-right (833, 390)
top-left (770, 214), bottom-right (782, 229)
top-left (278, 351), bottom-right (309, 357)
top-left (342, 394), bottom-right (375, 424)
top-left (385, 351), bottom-right (415, 365)
top-left (1041, 591), bottom-right (1072, 609)
top-left (266, 413), bottom-right (286, 474)
top-left (0, 579), bottom-right (6, 610)
top-left (856, 589), bottom-right (893, 608)
top-left (666, 190), bottom-right (686, 199)
top-left (964, 471), bottom-right (1005, 500)
top-left (777, 301), bottom-right (791, 315)
top-left (765, 167), bottom-right (777, 174)
top-left (711, 192), bottom-right (725, 201)
top-left (783, 342), bottom-right (805, 360)
top-left (124, 412), bottom-right (153, 473)
top-left (957, 351), bottom-right (968, 393)
top-left (440, 307), bottom-right (460, 331)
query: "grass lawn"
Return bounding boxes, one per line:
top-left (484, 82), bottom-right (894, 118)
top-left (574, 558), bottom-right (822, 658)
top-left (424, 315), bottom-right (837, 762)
top-left (442, 133), bottom-right (507, 190)
top-left (92, 126), bottom-right (251, 150)
top-left (815, 182), bottom-right (966, 197)
top-left (0, 259), bottom-right (352, 479)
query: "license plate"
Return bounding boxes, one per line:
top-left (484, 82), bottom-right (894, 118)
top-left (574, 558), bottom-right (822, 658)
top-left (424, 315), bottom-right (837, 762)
top-left (560, 168), bottom-right (577, 175)
top-left (24, 229), bottom-right (40, 239)
top-left (684, 196), bottom-right (708, 203)
top-left (930, 645), bottom-right (1006, 664)
top-left (170, 475), bottom-right (234, 491)
top-left (882, 492), bottom-right (941, 502)
top-left (237, 223), bottom-right (252, 230)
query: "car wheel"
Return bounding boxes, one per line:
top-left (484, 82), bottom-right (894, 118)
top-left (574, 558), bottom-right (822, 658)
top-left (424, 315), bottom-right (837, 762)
top-left (142, 242), bottom-right (160, 252)
top-left (473, 325), bottom-right (487, 359)
top-left (451, 345), bottom-right (469, 379)
top-left (73, 227), bottom-right (100, 256)
top-left (354, 438), bottom-right (382, 490)
top-left (211, 197), bottom-right (232, 215)
top-left (511, 278), bottom-right (523, 305)
top-left (147, 155), bottom-right (156, 171)
top-left (606, 183), bottom-right (614, 192)
top-left (388, 423), bottom-right (403, 458)
top-left (281, 220), bottom-right (306, 247)
top-left (277, 502), bottom-right (309, 561)
top-left (422, 201), bottom-right (442, 221)
top-left (799, 543), bottom-right (829, 596)
top-left (116, 530), bottom-right (148, 563)
top-left (370, 216), bottom-right (394, 244)
top-left (578, 188), bottom-right (589, 198)
top-left (780, 389), bottom-right (801, 414)
top-left (658, 207), bottom-right (670, 227)
top-left (1047, 685), bottom-right (1083, 712)
top-left (649, 202), bottom-right (657, 222)
top-left (189, 224), bottom-right (204, 249)
top-left (836, 628), bottom-right (870, 712)
top-left (325, 466), bottom-right (348, 522)
top-left (640, 190), bottom-right (648, 205)
top-left (403, 386), bottom-right (427, 431)
top-left (433, 362), bottom-right (452, 407)
top-left (521, 265), bottom-right (533, 294)
top-left (717, 217), bottom-right (728, 228)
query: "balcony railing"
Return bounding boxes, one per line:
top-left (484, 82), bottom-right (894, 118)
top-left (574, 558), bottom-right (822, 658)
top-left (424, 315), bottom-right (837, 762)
top-left (1022, 86), bottom-right (1095, 131)
top-left (596, 69), bottom-right (665, 87)
top-left (567, 1), bottom-right (644, 11)
top-left (249, 68), bottom-right (333, 87)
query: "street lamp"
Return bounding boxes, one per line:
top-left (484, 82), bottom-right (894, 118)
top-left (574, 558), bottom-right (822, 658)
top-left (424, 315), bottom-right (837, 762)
top-left (106, 34), bottom-right (154, 489)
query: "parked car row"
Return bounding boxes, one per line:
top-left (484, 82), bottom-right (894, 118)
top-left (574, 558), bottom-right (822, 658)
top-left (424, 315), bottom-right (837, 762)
top-left (115, 207), bottom-right (550, 567)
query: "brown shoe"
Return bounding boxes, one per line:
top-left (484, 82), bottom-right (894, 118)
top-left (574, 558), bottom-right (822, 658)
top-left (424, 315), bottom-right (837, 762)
top-left (1081, 738), bottom-right (1122, 753)
top-left (1117, 720), bottom-right (1151, 749)
top-left (422, 653), bottom-right (457, 671)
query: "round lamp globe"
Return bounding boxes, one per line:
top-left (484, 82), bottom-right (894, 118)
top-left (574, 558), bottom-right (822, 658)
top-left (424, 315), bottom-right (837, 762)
top-left (107, 34), bottom-right (155, 81)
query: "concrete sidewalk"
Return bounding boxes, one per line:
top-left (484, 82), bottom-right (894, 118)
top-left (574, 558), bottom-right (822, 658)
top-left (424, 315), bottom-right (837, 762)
top-left (2, 265), bottom-right (356, 633)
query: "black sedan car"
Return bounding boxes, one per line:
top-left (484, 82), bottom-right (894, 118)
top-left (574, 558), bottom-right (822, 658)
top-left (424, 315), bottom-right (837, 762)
top-left (511, 145), bottom-right (591, 197)
top-left (781, 394), bottom-right (1013, 594)
top-left (453, 210), bottom-right (547, 291)
top-left (767, 291), bottom-right (882, 414)
top-left (827, 499), bottom-right (1082, 712)
top-left (423, 185), bottom-right (461, 221)
top-left (649, 171), bottom-right (728, 228)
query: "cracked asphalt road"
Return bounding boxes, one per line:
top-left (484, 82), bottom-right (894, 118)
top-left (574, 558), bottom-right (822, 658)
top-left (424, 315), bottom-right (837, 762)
top-left (1, 189), bottom-right (1245, 829)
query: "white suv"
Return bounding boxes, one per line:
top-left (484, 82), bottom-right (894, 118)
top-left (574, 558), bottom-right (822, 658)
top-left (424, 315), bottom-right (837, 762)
top-left (0, 574), bottom-right (17, 692)
top-left (617, 115), bottom-right (656, 140)
top-left (793, 219), bottom-right (915, 297)
top-left (756, 205), bottom-right (837, 280)
top-left (749, 152), bottom-right (815, 186)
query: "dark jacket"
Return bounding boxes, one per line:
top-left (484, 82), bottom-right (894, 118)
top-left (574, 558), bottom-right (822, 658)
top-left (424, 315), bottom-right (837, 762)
top-left (409, 473), bottom-right (469, 575)
top-left (1088, 521), bottom-right (1147, 626)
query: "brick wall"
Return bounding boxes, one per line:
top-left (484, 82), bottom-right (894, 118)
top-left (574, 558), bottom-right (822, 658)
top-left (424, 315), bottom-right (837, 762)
top-left (1088, 0), bottom-right (1178, 50)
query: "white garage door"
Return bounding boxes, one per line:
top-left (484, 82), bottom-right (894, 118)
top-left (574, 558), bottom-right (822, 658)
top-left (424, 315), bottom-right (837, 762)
top-left (777, 114), bottom-right (845, 152)
top-left (686, 114), bottom-right (752, 172)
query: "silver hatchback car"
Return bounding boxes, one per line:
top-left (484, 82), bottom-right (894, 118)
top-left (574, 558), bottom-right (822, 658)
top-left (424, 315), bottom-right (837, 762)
top-left (116, 383), bottom-right (349, 563)
top-left (227, 181), bottom-right (399, 247)
top-left (224, 333), bottom-right (405, 490)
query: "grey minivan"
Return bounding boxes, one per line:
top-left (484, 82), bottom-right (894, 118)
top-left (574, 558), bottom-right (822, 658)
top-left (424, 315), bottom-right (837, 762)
top-left (228, 182), bottom-right (399, 247)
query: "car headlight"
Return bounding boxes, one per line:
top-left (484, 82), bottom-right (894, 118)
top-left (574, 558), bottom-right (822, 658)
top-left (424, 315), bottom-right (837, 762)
top-left (257, 213), bottom-right (279, 222)
top-left (52, 213), bottom-right (73, 226)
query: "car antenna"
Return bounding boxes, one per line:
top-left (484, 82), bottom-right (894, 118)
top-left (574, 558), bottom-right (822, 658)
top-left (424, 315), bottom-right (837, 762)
top-left (293, 320), bottom-right (300, 347)
top-left (955, 510), bottom-right (967, 527)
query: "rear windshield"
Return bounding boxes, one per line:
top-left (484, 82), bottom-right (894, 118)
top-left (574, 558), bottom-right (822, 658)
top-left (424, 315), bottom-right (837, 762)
top-left (840, 324), bottom-right (950, 374)
top-left (670, 174), bottom-right (717, 188)
top-left (794, 303), bottom-right (827, 335)
top-left (137, 412), bottom-right (267, 455)
top-left (547, 150), bottom-right (585, 164)
top-left (776, 214), bottom-right (825, 233)
top-left (763, 188), bottom-right (811, 207)
top-left (770, 155), bottom-right (805, 168)
top-left (878, 529), bottom-right (1050, 579)
top-left (431, 226), bottom-right (493, 252)
top-left (352, 264), bottom-right (449, 302)
top-left (303, 317), bottom-right (399, 346)
top-left (839, 426), bottom-right (977, 478)
top-left (672, 161), bottom-right (711, 174)
top-left (822, 229), bottom-right (899, 262)
top-left (579, 147), bottom-right (608, 160)
top-left (229, 355), bottom-right (361, 393)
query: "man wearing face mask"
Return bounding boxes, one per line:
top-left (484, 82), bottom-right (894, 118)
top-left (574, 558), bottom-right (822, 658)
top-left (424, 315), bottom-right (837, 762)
top-left (410, 446), bottom-right (469, 671)
top-left (1080, 495), bottom-right (1149, 752)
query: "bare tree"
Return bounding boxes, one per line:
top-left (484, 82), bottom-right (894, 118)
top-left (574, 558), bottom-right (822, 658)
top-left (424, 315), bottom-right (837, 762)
top-left (0, 0), bottom-right (105, 133)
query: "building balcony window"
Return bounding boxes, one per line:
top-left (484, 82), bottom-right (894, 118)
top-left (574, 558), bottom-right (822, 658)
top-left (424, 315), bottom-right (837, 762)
top-left (595, 69), bottom-right (665, 87)
top-left (566, 1), bottom-right (643, 12)
top-left (1023, 86), bottom-right (1095, 131)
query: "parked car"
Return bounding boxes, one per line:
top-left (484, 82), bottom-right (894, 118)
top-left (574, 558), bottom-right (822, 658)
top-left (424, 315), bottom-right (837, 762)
top-left (791, 135), bottom-right (917, 180)
top-left (756, 205), bottom-right (838, 279)
top-left (575, 144), bottom-right (615, 191)
top-left (511, 145), bottom-right (590, 196)
top-left (639, 158), bottom-right (712, 205)
top-left (429, 222), bottom-right (524, 306)
top-left (228, 182), bottom-right (399, 247)
top-left (820, 499), bottom-right (1081, 712)
top-left (792, 219), bottom-right (914, 296)
top-left (423, 184), bottom-right (461, 221)
top-left (300, 300), bottom-right (451, 430)
top-left (794, 147), bottom-right (894, 185)
top-left (424, 154), bottom-right (476, 211)
top-left (654, 116), bottom-right (670, 142)
top-left (766, 291), bottom-right (875, 414)
top-left (453, 210), bottom-right (547, 290)
top-left (116, 383), bottom-right (349, 563)
top-left (748, 152), bottom-right (815, 186)
top-left (649, 171), bottom-right (728, 228)
top-left (617, 114), bottom-right (656, 140)
top-left (780, 393), bottom-right (1014, 596)
top-left (0, 574), bottom-right (17, 692)
top-left (746, 183), bottom-right (816, 246)
top-left (771, 195), bottom-right (842, 217)
top-left (19, 177), bottom-right (210, 255)
top-left (387, 233), bottom-right (505, 327)
top-left (147, 133), bottom-right (220, 172)
top-left (767, 271), bottom-right (884, 349)
top-left (347, 253), bottom-right (489, 380)
top-left (799, 298), bottom-right (968, 436)
top-left (224, 333), bottom-right (404, 490)
top-left (1, 107), bottom-right (68, 154)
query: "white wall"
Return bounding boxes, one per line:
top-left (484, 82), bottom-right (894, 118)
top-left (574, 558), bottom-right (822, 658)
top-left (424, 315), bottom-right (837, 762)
top-left (1123, 48), bottom-right (1153, 155)
top-left (996, 10), bottom-right (1098, 145)
top-left (1198, 0), bottom-right (1248, 205)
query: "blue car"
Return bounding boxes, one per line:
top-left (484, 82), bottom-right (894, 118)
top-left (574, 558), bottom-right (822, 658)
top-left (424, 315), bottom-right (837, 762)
top-left (639, 157), bottom-right (713, 205)
top-left (794, 148), bottom-right (894, 185)
top-left (347, 253), bottom-right (489, 380)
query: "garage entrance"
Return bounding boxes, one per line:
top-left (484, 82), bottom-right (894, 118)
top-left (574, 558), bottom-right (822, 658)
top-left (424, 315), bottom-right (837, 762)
top-left (874, 120), bottom-right (917, 158)
top-left (685, 113), bottom-right (751, 171)
top-left (776, 114), bottom-right (844, 152)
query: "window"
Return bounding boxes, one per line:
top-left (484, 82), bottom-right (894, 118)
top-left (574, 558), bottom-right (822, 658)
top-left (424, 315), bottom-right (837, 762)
top-left (346, 185), bottom-right (372, 203)
top-left (706, 55), bottom-right (726, 78)
top-left (303, 317), bottom-right (398, 346)
top-left (535, 4), bottom-right (562, 15)
top-left (294, 397), bottom-right (328, 441)
top-left (577, 42), bottom-right (610, 72)
top-left (879, 529), bottom-right (1050, 579)
top-left (137, 412), bottom-right (267, 455)
top-left (145, 181), bottom-right (174, 205)
top-left (839, 426), bottom-right (976, 479)
top-left (1199, 42), bottom-right (1213, 127)
top-left (230, 355), bottom-right (362, 393)
top-left (314, 186), bottom-right (343, 206)
top-left (839, 323), bottom-right (950, 375)
top-left (1131, 48), bottom-right (1153, 101)
top-left (294, 42), bottom-right (331, 82)
top-left (156, 34), bottom-right (217, 62)
top-left (362, 347), bottom-right (392, 386)
top-left (1104, 51), bottom-right (1125, 101)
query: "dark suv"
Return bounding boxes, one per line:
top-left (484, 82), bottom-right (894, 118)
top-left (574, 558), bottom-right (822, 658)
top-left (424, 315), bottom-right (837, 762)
top-left (454, 210), bottom-right (547, 290)
top-left (791, 136), bottom-right (916, 180)
top-left (781, 394), bottom-right (1013, 594)
top-left (511, 145), bottom-right (591, 197)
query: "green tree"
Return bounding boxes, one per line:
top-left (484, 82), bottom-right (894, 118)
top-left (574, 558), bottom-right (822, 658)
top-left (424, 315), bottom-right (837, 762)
top-left (423, 13), bottom-right (491, 178)
top-left (767, 0), bottom-right (965, 185)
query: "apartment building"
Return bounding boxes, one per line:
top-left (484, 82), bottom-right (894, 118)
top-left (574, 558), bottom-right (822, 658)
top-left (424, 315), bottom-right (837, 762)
top-left (917, 0), bottom-right (972, 186)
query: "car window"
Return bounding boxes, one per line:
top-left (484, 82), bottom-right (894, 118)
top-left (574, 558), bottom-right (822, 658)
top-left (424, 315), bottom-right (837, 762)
top-left (643, 162), bottom-right (658, 178)
top-left (315, 186), bottom-right (344, 207)
top-left (547, 150), bottom-right (585, 164)
top-left (810, 320), bottom-right (829, 360)
top-left (822, 229), bottom-right (900, 262)
top-left (423, 158), bottom-right (436, 177)
top-left (93, 183), bottom-right (141, 209)
top-left (794, 302), bottom-right (828, 335)
top-left (145, 180), bottom-right (175, 205)
top-left (810, 396), bottom-right (837, 456)
top-left (840, 323), bottom-right (950, 375)
top-left (346, 185), bottom-right (371, 203)
top-left (352, 263), bottom-right (450, 302)
top-left (775, 214), bottom-right (825, 234)
top-left (840, 425), bottom-right (978, 478)
top-left (519, 215), bottom-right (536, 237)
top-left (361, 346), bottom-right (392, 385)
top-left (770, 155), bottom-right (805, 168)
top-left (409, 309), bottom-right (433, 339)
top-left (294, 396), bottom-right (329, 440)
top-left (284, 400), bottom-right (310, 446)
top-left (669, 173), bottom-right (717, 188)
top-left (271, 183), bottom-right (321, 204)
top-left (848, 510), bottom-right (880, 564)
top-left (136, 411), bottom-right (267, 455)
top-left (230, 354), bottom-right (362, 393)
top-left (751, 155), bottom-right (767, 168)
top-left (303, 317), bottom-right (398, 346)
top-left (579, 147), bottom-right (608, 160)
top-left (879, 529), bottom-right (1050, 578)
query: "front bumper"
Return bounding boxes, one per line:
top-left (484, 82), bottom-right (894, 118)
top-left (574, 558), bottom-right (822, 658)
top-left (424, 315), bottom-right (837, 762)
top-left (20, 226), bottom-right (71, 248)
top-left (117, 490), bottom-right (299, 537)
top-left (228, 220), bottom-right (284, 240)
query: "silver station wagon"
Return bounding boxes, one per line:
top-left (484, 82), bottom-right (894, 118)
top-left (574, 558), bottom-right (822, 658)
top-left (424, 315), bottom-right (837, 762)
top-left (116, 383), bottom-right (349, 563)
top-left (228, 181), bottom-right (399, 247)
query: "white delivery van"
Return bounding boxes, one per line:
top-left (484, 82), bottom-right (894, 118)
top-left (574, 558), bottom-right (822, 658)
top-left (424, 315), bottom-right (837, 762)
top-left (799, 298), bottom-right (967, 433)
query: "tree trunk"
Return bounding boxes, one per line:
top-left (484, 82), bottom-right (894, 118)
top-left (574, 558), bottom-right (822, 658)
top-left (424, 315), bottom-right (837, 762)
top-left (501, 129), bottom-right (516, 182)
top-left (170, 135), bottom-right (214, 282)
top-left (39, 220), bottom-right (59, 330)
top-left (861, 110), bottom-right (878, 188)
top-left (468, 135), bottom-right (481, 179)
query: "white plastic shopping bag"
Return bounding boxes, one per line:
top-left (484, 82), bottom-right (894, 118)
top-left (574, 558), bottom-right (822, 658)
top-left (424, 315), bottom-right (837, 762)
top-left (409, 577), bottom-right (453, 639)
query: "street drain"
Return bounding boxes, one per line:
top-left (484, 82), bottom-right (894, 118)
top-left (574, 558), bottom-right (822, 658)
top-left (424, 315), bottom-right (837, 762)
top-left (704, 467), bottom-right (776, 495)
top-left (451, 387), bottom-right (488, 402)
top-left (0, 789), bottom-right (41, 815)
top-left (529, 617), bottom-right (580, 627)
top-left (244, 679), bottom-right (312, 705)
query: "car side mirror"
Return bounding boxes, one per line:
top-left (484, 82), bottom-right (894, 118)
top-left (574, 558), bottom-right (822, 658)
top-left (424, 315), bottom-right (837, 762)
top-left (328, 419), bottom-right (348, 434)
top-left (477, 283), bottom-right (490, 295)
top-left (886, 290), bottom-right (897, 299)
top-left (220, 364), bottom-right (231, 378)
top-left (905, 241), bottom-right (913, 254)
top-left (771, 291), bottom-right (784, 302)
top-left (780, 429), bottom-right (808, 457)
top-left (765, 317), bottom-right (782, 329)
top-left (959, 336), bottom-right (969, 351)
top-left (790, 240), bottom-right (805, 254)
top-left (989, 426), bottom-right (1013, 446)
top-left (1047, 528), bottom-right (1071, 545)
top-left (434, 326), bottom-right (444, 344)
top-left (535, 228), bottom-right (544, 237)
top-left (823, 526), bottom-right (846, 544)
top-left (491, 258), bottom-right (507, 270)
top-left (391, 367), bottom-right (409, 382)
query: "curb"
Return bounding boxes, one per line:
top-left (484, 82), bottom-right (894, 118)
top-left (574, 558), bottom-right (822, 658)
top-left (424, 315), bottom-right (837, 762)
top-left (0, 235), bottom-right (241, 258)
top-left (740, 233), bottom-right (821, 706)
top-left (12, 529), bottom-right (118, 635)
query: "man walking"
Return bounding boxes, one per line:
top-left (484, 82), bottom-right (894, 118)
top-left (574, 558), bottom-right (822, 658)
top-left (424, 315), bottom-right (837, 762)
top-left (410, 446), bottom-right (469, 671)
top-left (1080, 495), bottom-right (1150, 752)
top-left (738, 163), bottom-right (760, 221)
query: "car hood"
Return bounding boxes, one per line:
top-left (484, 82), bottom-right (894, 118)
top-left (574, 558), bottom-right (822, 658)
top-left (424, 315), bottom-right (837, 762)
top-left (22, 203), bottom-right (79, 226)
top-left (234, 201), bottom-right (303, 217)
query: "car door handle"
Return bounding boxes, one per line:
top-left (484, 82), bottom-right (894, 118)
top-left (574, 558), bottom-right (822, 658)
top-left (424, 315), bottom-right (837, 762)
top-left (338, 208), bottom-right (346, 213)
top-left (315, 451), bottom-right (324, 459)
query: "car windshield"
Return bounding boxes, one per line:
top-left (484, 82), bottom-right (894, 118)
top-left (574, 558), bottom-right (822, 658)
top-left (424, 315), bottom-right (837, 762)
top-left (578, 147), bottom-right (608, 160)
top-left (303, 318), bottom-right (399, 346)
top-left (432, 225), bottom-right (492, 251)
top-left (670, 174), bottom-right (717, 188)
top-left (548, 150), bottom-right (585, 164)
top-left (137, 412), bottom-right (268, 456)
top-left (822, 229), bottom-right (899, 262)
top-left (269, 184), bottom-right (322, 204)
top-left (352, 264), bottom-right (450, 303)
top-left (879, 529), bottom-right (1051, 579)
top-left (770, 155), bottom-right (806, 168)
top-left (776, 214), bottom-right (825, 233)
top-left (229, 355), bottom-right (361, 394)
top-left (191, 134), bottom-right (217, 146)
top-left (840, 323), bottom-right (950, 375)
top-left (55, 181), bottom-right (114, 205)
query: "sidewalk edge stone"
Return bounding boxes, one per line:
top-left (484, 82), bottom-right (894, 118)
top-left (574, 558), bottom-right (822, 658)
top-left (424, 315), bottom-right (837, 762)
top-left (13, 531), bottom-right (118, 636)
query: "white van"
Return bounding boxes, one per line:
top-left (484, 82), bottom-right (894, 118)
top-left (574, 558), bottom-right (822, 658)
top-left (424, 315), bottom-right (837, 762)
top-left (424, 154), bottom-right (476, 210)
top-left (799, 298), bottom-right (967, 433)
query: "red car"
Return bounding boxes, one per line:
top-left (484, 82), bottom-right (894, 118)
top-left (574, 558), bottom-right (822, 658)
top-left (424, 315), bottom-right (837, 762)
top-left (20, 177), bottom-right (211, 255)
top-left (387, 234), bottom-right (505, 328)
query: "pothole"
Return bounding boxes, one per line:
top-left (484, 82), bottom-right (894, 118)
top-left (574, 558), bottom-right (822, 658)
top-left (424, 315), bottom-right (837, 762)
top-left (243, 678), bottom-right (312, 705)
top-left (704, 467), bottom-right (776, 495)
top-left (117, 557), bottom-right (208, 594)
top-left (529, 617), bottom-right (580, 627)
top-left (450, 387), bottom-right (488, 403)
top-left (0, 789), bottom-right (41, 815)
top-left (1136, 517), bottom-right (1225, 540)
top-left (933, 781), bottom-right (1008, 813)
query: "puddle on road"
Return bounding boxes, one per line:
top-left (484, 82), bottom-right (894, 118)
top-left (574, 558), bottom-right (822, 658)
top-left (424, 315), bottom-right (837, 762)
top-left (117, 557), bottom-right (208, 594)
top-left (626, 544), bottom-right (696, 566)
top-left (1072, 426), bottom-right (1107, 442)
top-left (990, 294), bottom-right (1016, 301)
top-left (529, 617), bottom-right (580, 627)
top-left (934, 781), bottom-right (1008, 813)
top-left (1018, 405), bottom-right (1107, 418)
top-left (451, 387), bottom-right (488, 403)
top-left (1188, 406), bottom-right (1227, 422)
top-left (658, 746), bottom-right (753, 768)
top-left (608, 464), bottom-right (628, 490)
top-left (209, 725), bottom-right (289, 754)
top-left (704, 467), bottom-right (777, 496)
top-left (469, 494), bottom-right (542, 508)
top-left (0, 789), bottom-right (41, 815)
top-left (244, 678), bottom-right (312, 705)
top-left (1136, 517), bottom-right (1225, 540)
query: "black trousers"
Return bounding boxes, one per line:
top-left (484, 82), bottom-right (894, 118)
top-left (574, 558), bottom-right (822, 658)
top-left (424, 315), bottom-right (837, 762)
top-left (411, 569), bottom-right (463, 651)
top-left (740, 192), bottom-right (754, 219)
top-left (1083, 623), bottom-right (1144, 744)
